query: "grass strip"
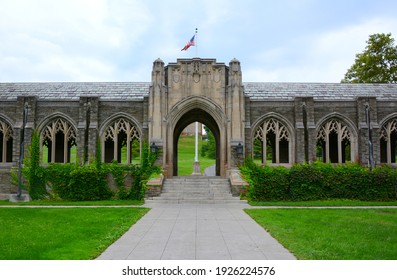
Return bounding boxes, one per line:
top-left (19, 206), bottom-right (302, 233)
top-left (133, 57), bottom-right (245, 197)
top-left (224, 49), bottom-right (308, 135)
top-left (0, 199), bottom-right (143, 206)
top-left (248, 199), bottom-right (397, 207)
top-left (0, 207), bottom-right (149, 260)
top-left (245, 208), bottom-right (397, 260)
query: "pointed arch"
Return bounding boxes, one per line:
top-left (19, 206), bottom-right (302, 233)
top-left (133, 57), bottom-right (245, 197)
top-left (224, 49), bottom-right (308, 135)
top-left (167, 96), bottom-right (227, 176)
top-left (0, 116), bottom-right (13, 163)
top-left (99, 113), bottom-right (142, 163)
top-left (379, 113), bottom-right (397, 164)
top-left (251, 113), bottom-right (295, 164)
top-left (38, 114), bottom-right (78, 163)
top-left (315, 113), bottom-right (357, 163)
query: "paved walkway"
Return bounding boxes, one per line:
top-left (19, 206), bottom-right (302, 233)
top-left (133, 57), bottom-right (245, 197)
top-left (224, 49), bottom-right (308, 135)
top-left (97, 202), bottom-right (296, 260)
top-left (204, 164), bottom-right (216, 176)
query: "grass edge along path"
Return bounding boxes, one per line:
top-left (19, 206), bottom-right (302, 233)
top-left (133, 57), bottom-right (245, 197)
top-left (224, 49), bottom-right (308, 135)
top-left (248, 199), bottom-right (397, 207)
top-left (245, 208), bottom-right (397, 260)
top-left (0, 207), bottom-right (149, 260)
top-left (0, 199), bottom-right (144, 206)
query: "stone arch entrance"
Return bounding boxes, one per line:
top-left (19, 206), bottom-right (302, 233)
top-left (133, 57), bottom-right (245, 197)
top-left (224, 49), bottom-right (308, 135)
top-left (173, 108), bottom-right (220, 176)
top-left (148, 58), bottom-right (245, 178)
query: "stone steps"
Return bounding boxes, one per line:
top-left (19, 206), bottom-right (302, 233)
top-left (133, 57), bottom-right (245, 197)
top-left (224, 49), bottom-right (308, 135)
top-left (147, 176), bottom-right (247, 204)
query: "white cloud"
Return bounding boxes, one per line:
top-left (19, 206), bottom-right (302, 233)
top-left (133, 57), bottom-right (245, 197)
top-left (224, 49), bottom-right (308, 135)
top-left (1, 1), bottom-right (397, 83)
top-left (0, 0), bottom-right (153, 81)
top-left (244, 17), bottom-right (397, 82)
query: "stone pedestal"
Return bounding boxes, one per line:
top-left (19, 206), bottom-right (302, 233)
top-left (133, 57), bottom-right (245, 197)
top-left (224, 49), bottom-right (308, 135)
top-left (192, 161), bottom-right (201, 175)
top-left (9, 194), bottom-right (31, 202)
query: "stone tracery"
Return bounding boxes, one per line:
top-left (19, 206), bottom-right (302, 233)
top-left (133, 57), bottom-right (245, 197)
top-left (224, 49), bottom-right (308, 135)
top-left (102, 118), bottom-right (141, 164)
top-left (253, 118), bottom-right (291, 164)
top-left (316, 119), bottom-right (353, 163)
top-left (380, 118), bottom-right (397, 163)
top-left (41, 118), bottom-right (77, 163)
top-left (0, 119), bottom-right (13, 163)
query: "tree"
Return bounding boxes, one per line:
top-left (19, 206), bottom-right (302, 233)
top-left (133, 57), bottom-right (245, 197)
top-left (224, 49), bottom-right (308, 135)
top-left (342, 33), bottom-right (397, 83)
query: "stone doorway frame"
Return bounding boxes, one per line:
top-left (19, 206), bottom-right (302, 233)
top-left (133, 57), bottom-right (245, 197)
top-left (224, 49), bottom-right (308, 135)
top-left (166, 96), bottom-right (227, 177)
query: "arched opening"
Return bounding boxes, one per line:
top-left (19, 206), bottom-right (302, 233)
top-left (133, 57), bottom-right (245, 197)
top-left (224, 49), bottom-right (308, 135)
top-left (102, 117), bottom-right (141, 164)
top-left (380, 118), bottom-right (397, 164)
top-left (41, 118), bottom-right (77, 164)
top-left (253, 118), bottom-right (291, 164)
top-left (316, 118), bottom-right (354, 164)
top-left (173, 108), bottom-right (220, 176)
top-left (0, 119), bottom-right (13, 163)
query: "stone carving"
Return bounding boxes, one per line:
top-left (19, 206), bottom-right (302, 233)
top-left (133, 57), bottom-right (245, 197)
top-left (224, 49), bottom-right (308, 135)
top-left (193, 61), bottom-right (200, 83)
top-left (172, 67), bottom-right (180, 83)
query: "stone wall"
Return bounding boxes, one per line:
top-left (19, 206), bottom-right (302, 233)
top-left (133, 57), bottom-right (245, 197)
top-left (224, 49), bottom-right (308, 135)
top-left (1, 59), bottom-right (397, 197)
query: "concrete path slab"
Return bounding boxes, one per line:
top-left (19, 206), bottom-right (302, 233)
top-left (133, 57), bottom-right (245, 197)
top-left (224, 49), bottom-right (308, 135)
top-left (97, 203), bottom-right (296, 260)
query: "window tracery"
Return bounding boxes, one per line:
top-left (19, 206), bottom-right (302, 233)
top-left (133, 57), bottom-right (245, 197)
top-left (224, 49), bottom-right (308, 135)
top-left (102, 118), bottom-right (141, 163)
top-left (253, 118), bottom-right (290, 164)
top-left (380, 119), bottom-right (397, 163)
top-left (41, 118), bottom-right (77, 163)
top-left (316, 119), bottom-right (352, 163)
top-left (0, 120), bottom-right (13, 163)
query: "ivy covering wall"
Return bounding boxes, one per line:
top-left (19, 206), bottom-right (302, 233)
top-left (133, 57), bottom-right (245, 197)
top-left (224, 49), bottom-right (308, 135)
top-left (18, 131), bottom-right (159, 201)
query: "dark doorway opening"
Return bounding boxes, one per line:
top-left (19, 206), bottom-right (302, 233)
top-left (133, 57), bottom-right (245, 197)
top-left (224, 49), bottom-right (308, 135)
top-left (173, 108), bottom-right (220, 176)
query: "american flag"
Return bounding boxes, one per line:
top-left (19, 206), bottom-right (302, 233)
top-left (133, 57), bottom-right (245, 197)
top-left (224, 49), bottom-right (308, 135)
top-left (181, 35), bottom-right (195, 51)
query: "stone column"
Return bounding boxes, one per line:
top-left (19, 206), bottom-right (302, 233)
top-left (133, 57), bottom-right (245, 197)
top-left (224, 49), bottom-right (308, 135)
top-left (294, 97), bottom-right (315, 163)
top-left (227, 58), bottom-right (245, 169)
top-left (15, 96), bottom-right (37, 163)
top-left (356, 97), bottom-right (378, 166)
top-left (78, 96), bottom-right (99, 162)
top-left (149, 59), bottom-right (166, 172)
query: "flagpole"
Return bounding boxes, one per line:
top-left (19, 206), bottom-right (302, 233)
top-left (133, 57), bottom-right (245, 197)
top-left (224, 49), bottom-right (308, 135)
top-left (195, 28), bottom-right (198, 57)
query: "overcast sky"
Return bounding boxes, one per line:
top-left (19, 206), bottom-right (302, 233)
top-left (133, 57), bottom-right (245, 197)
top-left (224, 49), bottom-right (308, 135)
top-left (1, 0), bottom-right (397, 83)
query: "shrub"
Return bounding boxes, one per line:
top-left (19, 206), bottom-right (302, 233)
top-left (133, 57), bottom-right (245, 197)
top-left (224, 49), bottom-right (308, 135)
top-left (21, 137), bottom-right (160, 201)
top-left (289, 163), bottom-right (332, 201)
top-left (240, 158), bottom-right (290, 201)
top-left (68, 164), bottom-right (111, 201)
top-left (240, 160), bottom-right (397, 202)
top-left (367, 166), bottom-right (397, 201)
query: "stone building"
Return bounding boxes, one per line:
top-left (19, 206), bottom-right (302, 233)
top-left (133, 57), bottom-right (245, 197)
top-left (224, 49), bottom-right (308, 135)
top-left (1, 57), bottom-right (397, 198)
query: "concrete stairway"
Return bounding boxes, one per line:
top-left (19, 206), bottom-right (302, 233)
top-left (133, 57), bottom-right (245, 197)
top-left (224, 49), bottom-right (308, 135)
top-left (147, 176), bottom-right (247, 204)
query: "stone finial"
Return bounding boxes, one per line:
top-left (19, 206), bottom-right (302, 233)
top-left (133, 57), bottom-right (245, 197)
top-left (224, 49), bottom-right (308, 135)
top-left (153, 58), bottom-right (164, 71)
top-left (229, 58), bottom-right (242, 86)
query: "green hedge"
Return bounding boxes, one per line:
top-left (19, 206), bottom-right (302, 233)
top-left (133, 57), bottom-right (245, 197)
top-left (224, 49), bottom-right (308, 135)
top-left (46, 164), bottom-right (111, 201)
top-left (21, 135), bottom-right (160, 201)
top-left (240, 159), bottom-right (289, 201)
top-left (44, 158), bottom-right (159, 201)
top-left (240, 159), bottom-right (397, 202)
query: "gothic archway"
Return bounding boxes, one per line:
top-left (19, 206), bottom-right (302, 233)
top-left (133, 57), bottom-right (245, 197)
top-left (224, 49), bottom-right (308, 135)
top-left (315, 115), bottom-right (357, 163)
top-left (173, 108), bottom-right (220, 176)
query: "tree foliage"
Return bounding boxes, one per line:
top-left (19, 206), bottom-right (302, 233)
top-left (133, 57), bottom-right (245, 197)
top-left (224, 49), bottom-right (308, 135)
top-left (342, 33), bottom-right (397, 83)
top-left (200, 126), bottom-right (216, 159)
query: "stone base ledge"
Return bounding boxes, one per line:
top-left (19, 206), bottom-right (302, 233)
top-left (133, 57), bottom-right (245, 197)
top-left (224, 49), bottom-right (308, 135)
top-left (9, 193), bottom-right (31, 202)
top-left (145, 174), bottom-right (164, 197)
top-left (229, 171), bottom-right (249, 197)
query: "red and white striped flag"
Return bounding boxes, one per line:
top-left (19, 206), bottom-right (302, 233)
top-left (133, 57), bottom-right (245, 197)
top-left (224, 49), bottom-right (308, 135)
top-left (181, 35), bottom-right (195, 51)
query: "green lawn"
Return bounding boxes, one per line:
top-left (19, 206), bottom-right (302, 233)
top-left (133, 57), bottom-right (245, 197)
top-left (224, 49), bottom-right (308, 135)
top-left (248, 199), bottom-right (397, 207)
top-left (0, 207), bottom-right (149, 260)
top-left (245, 208), bottom-right (397, 260)
top-left (177, 135), bottom-right (215, 176)
top-left (0, 199), bottom-right (143, 206)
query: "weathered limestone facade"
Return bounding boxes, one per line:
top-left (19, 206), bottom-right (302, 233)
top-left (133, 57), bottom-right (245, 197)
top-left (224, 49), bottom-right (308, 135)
top-left (1, 57), bottom-right (397, 197)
